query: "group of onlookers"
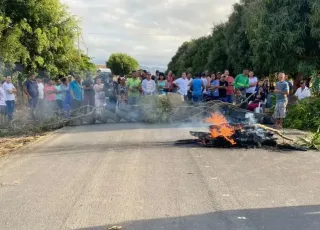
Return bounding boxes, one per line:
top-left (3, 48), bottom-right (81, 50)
top-left (0, 69), bottom-right (313, 129)
top-left (152, 69), bottom-right (312, 129)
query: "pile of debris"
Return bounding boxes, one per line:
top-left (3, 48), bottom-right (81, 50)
top-left (175, 113), bottom-right (307, 151)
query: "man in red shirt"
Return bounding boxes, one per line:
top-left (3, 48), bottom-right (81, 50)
top-left (224, 70), bottom-right (234, 103)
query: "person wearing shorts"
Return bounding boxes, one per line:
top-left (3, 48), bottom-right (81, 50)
top-left (273, 72), bottom-right (289, 129)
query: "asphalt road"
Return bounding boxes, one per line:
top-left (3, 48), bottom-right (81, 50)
top-left (0, 123), bottom-right (320, 230)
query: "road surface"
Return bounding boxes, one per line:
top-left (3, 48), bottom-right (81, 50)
top-left (0, 123), bottom-right (319, 230)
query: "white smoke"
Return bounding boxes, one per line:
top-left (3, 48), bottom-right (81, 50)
top-left (245, 112), bottom-right (257, 125)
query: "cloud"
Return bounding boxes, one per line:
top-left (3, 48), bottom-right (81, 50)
top-left (62, 0), bottom-right (238, 67)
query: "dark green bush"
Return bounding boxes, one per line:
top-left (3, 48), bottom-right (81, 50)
top-left (284, 97), bottom-right (320, 131)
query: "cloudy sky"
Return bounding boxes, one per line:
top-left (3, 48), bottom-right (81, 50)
top-left (61, 0), bottom-right (238, 68)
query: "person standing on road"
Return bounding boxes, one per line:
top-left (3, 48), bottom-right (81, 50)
top-left (55, 79), bottom-right (63, 111)
top-left (142, 72), bottom-right (156, 96)
top-left (3, 76), bottom-right (17, 120)
top-left (155, 70), bottom-right (160, 82)
top-left (201, 72), bottom-right (209, 95)
top-left (234, 69), bottom-right (249, 96)
top-left (190, 73), bottom-right (205, 102)
top-left (69, 75), bottom-right (83, 111)
top-left (61, 78), bottom-right (72, 118)
top-left (117, 77), bottom-right (128, 107)
top-left (93, 78), bottom-right (106, 118)
top-left (273, 72), bottom-right (289, 129)
top-left (207, 74), bottom-right (219, 101)
top-left (44, 79), bottom-right (57, 115)
top-left (23, 74), bottom-right (39, 119)
top-left (173, 72), bottom-right (189, 101)
top-left (82, 74), bottom-right (95, 112)
top-left (167, 71), bottom-right (174, 92)
top-left (218, 75), bottom-right (228, 102)
top-left (94, 78), bottom-right (106, 107)
top-left (157, 73), bottom-right (168, 95)
top-left (285, 74), bottom-right (293, 95)
top-left (36, 77), bottom-right (44, 116)
top-left (0, 81), bottom-right (7, 116)
top-left (126, 71), bottom-right (141, 105)
top-left (186, 72), bottom-right (193, 101)
top-left (246, 71), bottom-right (258, 102)
top-left (224, 70), bottom-right (234, 104)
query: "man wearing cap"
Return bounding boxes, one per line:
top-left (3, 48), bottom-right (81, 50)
top-left (141, 72), bottom-right (156, 96)
top-left (294, 80), bottom-right (311, 100)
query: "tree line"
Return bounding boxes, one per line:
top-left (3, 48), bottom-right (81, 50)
top-left (0, 0), bottom-right (96, 78)
top-left (167, 0), bottom-right (320, 78)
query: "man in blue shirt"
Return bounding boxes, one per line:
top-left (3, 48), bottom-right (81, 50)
top-left (273, 72), bottom-right (289, 129)
top-left (69, 75), bottom-right (83, 111)
top-left (190, 73), bottom-right (205, 103)
top-left (23, 74), bottom-right (38, 119)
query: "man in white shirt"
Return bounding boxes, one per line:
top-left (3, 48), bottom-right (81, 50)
top-left (187, 72), bottom-right (193, 101)
top-left (2, 76), bottom-right (16, 120)
top-left (36, 77), bottom-right (45, 117)
top-left (295, 80), bottom-right (311, 100)
top-left (246, 71), bottom-right (258, 101)
top-left (141, 72), bottom-right (156, 95)
top-left (36, 77), bottom-right (44, 100)
top-left (201, 72), bottom-right (208, 94)
top-left (173, 72), bottom-right (189, 100)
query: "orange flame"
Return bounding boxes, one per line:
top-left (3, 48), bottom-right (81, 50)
top-left (205, 113), bottom-right (236, 145)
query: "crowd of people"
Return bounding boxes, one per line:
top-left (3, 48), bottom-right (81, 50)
top-left (0, 68), bottom-right (313, 129)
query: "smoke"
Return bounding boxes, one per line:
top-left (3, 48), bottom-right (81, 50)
top-left (245, 112), bottom-right (257, 125)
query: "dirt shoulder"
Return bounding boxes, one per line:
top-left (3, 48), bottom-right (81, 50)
top-left (0, 134), bottom-right (46, 156)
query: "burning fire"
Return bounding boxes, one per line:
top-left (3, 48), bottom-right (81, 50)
top-left (205, 113), bottom-right (236, 145)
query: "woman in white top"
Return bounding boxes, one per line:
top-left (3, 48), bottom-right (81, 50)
top-left (246, 71), bottom-right (258, 101)
top-left (93, 78), bottom-right (105, 107)
top-left (2, 76), bottom-right (16, 120)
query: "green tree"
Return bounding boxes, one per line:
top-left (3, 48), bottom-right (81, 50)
top-left (225, 1), bottom-right (252, 74)
top-left (0, 0), bottom-right (95, 76)
top-left (168, 0), bottom-right (320, 77)
top-left (206, 24), bottom-right (228, 73)
top-left (244, 0), bottom-right (320, 75)
top-left (107, 53), bottom-right (139, 75)
top-left (167, 41), bottom-right (192, 75)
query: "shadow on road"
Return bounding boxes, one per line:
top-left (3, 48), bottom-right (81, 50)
top-left (75, 205), bottom-right (320, 230)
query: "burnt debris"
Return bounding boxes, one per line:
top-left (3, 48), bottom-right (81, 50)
top-left (175, 124), bottom-right (307, 151)
top-left (191, 124), bottom-right (277, 148)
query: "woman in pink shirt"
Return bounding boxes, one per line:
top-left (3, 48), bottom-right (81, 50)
top-left (44, 79), bottom-right (57, 114)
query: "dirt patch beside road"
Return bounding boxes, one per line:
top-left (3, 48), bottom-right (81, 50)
top-left (0, 135), bottom-right (45, 156)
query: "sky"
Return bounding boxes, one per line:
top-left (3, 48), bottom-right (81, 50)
top-left (61, 0), bottom-right (238, 68)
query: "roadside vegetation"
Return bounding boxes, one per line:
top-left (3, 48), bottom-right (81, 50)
top-left (0, 0), bottom-right (96, 79)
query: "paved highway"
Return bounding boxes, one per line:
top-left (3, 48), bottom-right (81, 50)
top-left (0, 123), bottom-right (319, 230)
